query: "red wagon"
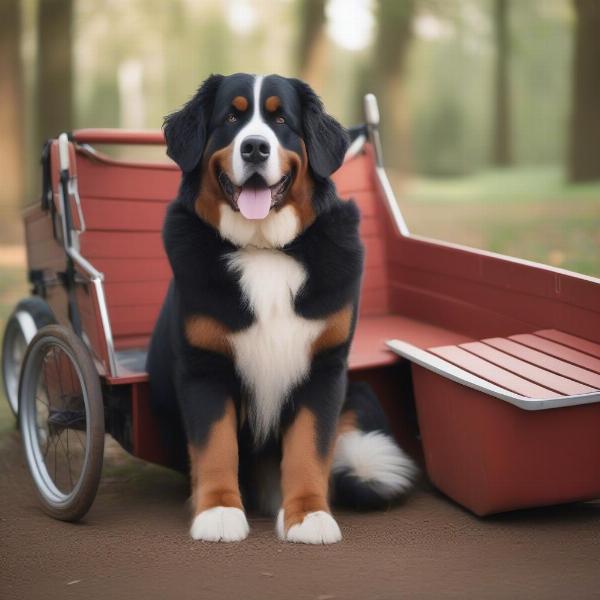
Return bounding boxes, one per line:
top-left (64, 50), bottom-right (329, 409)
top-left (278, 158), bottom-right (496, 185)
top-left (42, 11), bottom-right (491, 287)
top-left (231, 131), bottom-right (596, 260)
top-left (3, 95), bottom-right (600, 521)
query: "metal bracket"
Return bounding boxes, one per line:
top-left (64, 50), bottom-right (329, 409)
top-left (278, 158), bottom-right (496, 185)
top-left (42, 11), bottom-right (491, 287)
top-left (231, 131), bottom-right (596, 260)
top-left (362, 94), bottom-right (410, 236)
top-left (56, 132), bottom-right (117, 377)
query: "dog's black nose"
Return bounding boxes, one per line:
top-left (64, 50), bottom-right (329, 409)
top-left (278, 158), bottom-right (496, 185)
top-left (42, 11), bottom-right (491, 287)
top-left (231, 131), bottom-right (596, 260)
top-left (241, 136), bottom-right (270, 164)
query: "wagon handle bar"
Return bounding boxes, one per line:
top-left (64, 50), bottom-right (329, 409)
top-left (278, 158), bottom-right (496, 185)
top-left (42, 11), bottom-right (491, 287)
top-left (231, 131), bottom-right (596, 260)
top-left (71, 129), bottom-right (165, 145)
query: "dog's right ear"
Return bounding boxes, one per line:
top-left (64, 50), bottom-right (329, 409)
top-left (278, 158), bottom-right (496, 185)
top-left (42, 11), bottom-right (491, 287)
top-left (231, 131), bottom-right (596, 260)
top-left (163, 74), bottom-right (224, 173)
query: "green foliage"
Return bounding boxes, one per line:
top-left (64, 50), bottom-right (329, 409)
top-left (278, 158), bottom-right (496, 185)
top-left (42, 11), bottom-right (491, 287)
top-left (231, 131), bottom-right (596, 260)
top-left (68, 0), bottom-right (578, 178)
top-left (405, 0), bottom-right (573, 176)
top-left (402, 164), bottom-right (600, 276)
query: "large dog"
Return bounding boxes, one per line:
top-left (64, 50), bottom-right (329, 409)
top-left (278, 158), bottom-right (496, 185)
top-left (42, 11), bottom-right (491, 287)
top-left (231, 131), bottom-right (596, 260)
top-left (147, 73), bottom-right (415, 544)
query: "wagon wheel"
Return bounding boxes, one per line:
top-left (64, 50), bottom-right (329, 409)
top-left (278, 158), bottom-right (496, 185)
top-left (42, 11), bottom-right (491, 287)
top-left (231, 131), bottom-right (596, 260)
top-left (2, 297), bottom-right (55, 417)
top-left (19, 324), bottom-right (104, 521)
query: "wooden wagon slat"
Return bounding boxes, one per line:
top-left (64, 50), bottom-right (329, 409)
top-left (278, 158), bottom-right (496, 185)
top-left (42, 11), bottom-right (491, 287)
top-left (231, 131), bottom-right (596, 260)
top-left (92, 258), bottom-right (172, 283)
top-left (80, 195), bottom-right (384, 239)
top-left (80, 231), bottom-right (165, 259)
top-left (390, 263), bottom-right (600, 344)
top-left (333, 152), bottom-right (373, 194)
top-left (428, 345), bottom-right (558, 399)
top-left (510, 334), bottom-right (600, 374)
top-left (77, 160), bottom-right (180, 201)
top-left (458, 341), bottom-right (595, 395)
top-left (81, 197), bottom-right (169, 232)
top-left (104, 281), bottom-right (170, 308)
top-left (482, 337), bottom-right (600, 388)
top-left (534, 329), bottom-right (600, 358)
top-left (389, 235), bottom-right (600, 316)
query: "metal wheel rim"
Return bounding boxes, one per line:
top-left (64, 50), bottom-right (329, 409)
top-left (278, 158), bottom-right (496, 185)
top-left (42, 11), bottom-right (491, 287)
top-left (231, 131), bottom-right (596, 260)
top-left (3, 311), bottom-right (37, 414)
top-left (20, 334), bottom-right (92, 508)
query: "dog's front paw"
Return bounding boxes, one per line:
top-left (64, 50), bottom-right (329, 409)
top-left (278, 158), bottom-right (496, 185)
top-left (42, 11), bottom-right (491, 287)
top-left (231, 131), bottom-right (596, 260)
top-left (190, 506), bottom-right (249, 542)
top-left (276, 509), bottom-right (342, 544)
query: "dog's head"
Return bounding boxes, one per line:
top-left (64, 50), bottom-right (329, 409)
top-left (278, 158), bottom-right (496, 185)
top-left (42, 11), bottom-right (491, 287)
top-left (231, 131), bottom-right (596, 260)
top-left (164, 73), bottom-right (349, 247)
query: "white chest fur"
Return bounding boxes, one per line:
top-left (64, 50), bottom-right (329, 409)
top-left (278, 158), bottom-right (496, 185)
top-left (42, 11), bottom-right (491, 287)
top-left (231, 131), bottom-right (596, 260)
top-left (226, 248), bottom-right (325, 443)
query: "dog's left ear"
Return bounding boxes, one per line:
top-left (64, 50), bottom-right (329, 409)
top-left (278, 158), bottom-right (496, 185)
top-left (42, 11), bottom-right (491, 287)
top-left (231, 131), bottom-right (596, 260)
top-left (163, 74), bottom-right (224, 173)
top-left (290, 79), bottom-right (349, 179)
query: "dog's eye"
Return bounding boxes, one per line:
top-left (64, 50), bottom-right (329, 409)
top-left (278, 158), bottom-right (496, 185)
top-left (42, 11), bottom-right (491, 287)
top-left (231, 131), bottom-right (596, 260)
top-left (275, 115), bottom-right (285, 124)
top-left (226, 113), bottom-right (237, 124)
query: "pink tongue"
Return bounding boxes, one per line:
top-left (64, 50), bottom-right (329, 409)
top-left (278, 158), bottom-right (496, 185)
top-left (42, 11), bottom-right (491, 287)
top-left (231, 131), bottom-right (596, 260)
top-left (237, 186), bottom-right (272, 220)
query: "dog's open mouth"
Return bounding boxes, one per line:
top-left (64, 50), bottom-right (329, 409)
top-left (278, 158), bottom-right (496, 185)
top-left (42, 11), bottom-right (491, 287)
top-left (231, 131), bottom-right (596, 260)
top-left (218, 171), bottom-right (291, 220)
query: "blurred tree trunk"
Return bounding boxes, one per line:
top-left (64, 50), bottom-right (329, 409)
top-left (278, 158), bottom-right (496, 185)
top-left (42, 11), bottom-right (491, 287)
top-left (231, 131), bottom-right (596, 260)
top-left (492, 0), bottom-right (512, 166)
top-left (0, 0), bottom-right (24, 209)
top-left (568, 0), bottom-right (600, 182)
top-left (373, 0), bottom-right (415, 171)
top-left (296, 0), bottom-right (328, 90)
top-left (37, 0), bottom-right (74, 145)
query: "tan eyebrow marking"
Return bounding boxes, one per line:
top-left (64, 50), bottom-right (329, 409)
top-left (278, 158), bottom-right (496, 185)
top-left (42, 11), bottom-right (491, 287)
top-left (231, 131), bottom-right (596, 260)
top-left (265, 95), bottom-right (281, 112)
top-left (232, 96), bottom-right (248, 111)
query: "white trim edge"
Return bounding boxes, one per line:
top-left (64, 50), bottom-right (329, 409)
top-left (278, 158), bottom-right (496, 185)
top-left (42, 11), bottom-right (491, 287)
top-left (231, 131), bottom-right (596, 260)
top-left (385, 339), bottom-right (600, 411)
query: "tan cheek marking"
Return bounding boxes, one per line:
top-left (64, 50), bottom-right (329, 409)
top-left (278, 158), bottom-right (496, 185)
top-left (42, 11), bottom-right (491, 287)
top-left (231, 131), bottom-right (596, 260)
top-left (279, 143), bottom-right (315, 229)
top-left (312, 304), bottom-right (353, 355)
top-left (188, 400), bottom-right (243, 515)
top-left (195, 144), bottom-right (234, 229)
top-left (185, 315), bottom-right (232, 355)
top-left (281, 407), bottom-right (333, 532)
top-left (232, 96), bottom-right (248, 111)
top-left (265, 95), bottom-right (280, 112)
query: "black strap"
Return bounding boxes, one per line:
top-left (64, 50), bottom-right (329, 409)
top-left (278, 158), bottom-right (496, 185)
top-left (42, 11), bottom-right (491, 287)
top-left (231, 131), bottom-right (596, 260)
top-left (40, 139), bottom-right (53, 210)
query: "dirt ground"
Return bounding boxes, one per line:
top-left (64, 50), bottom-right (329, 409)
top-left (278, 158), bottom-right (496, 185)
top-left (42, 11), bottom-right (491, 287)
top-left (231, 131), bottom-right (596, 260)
top-left (1, 429), bottom-right (599, 600)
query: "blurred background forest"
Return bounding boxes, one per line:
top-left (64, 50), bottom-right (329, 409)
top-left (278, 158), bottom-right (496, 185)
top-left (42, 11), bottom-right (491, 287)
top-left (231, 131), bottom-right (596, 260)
top-left (0, 0), bottom-right (599, 282)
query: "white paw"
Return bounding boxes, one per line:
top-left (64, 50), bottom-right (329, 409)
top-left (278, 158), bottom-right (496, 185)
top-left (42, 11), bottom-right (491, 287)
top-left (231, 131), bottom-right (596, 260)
top-left (276, 509), bottom-right (342, 544)
top-left (190, 507), bottom-right (249, 542)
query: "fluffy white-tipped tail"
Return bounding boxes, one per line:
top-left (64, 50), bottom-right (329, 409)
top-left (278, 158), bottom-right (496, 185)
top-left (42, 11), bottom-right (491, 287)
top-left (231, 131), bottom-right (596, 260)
top-left (331, 430), bottom-right (417, 508)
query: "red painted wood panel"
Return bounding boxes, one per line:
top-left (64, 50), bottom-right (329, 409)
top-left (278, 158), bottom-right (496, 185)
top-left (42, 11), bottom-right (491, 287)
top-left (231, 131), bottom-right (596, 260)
top-left (109, 304), bottom-right (161, 337)
top-left (74, 146), bottom-right (389, 339)
top-left (81, 231), bottom-right (164, 259)
top-left (82, 192), bottom-right (380, 237)
top-left (76, 155), bottom-right (179, 201)
top-left (534, 329), bottom-right (600, 358)
top-left (389, 281), bottom-right (531, 339)
top-left (93, 258), bottom-right (172, 283)
top-left (390, 263), bottom-right (596, 341)
top-left (359, 214), bottom-right (383, 238)
top-left (361, 266), bottom-right (387, 291)
top-left (333, 151), bottom-right (374, 195)
top-left (114, 335), bottom-right (151, 351)
top-left (344, 189), bottom-right (379, 217)
top-left (105, 280), bottom-right (169, 308)
top-left (429, 345), bottom-right (558, 398)
top-left (388, 253), bottom-right (600, 345)
top-left (459, 341), bottom-right (594, 395)
top-left (350, 314), bottom-right (470, 370)
top-left (390, 234), bottom-right (600, 317)
top-left (510, 334), bottom-right (600, 374)
top-left (483, 337), bottom-right (600, 388)
top-left (363, 237), bottom-right (386, 269)
top-left (82, 197), bottom-right (168, 232)
top-left (359, 288), bottom-right (389, 316)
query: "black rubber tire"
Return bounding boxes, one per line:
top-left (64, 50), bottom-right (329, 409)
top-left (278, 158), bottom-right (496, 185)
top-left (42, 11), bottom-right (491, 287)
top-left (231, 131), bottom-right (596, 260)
top-left (18, 325), bottom-right (105, 522)
top-left (13, 297), bottom-right (56, 329)
top-left (2, 296), bottom-right (55, 418)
